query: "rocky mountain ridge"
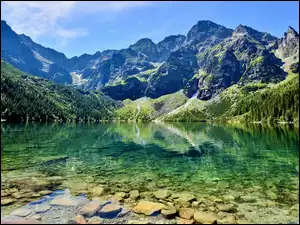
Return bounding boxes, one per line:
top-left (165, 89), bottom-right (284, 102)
top-left (1, 20), bottom-right (299, 101)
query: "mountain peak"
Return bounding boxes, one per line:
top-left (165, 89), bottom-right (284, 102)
top-left (287, 26), bottom-right (299, 36)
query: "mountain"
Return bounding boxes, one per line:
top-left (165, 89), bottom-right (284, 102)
top-left (1, 19), bottom-right (298, 104)
top-left (1, 61), bottom-right (121, 122)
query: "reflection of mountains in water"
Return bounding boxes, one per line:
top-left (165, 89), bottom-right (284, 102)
top-left (110, 121), bottom-right (223, 155)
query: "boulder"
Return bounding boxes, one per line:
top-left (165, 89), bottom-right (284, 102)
top-left (98, 203), bottom-right (122, 219)
top-left (179, 208), bottom-right (194, 220)
top-left (132, 200), bottom-right (165, 216)
top-left (80, 201), bottom-right (101, 217)
top-left (161, 206), bottom-right (177, 219)
top-left (194, 211), bottom-right (219, 224)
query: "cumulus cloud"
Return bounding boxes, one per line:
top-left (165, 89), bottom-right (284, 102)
top-left (1, 1), bottom-right (152, 45)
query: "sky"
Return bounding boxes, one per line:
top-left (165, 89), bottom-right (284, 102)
top-left (1, 1), bottom-right (299, 58)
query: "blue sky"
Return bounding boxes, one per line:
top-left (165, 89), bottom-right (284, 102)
top-left (1, 1), bottom-right (299, 58)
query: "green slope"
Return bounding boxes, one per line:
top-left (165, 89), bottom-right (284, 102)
top-left (1, 61), bottom-right (121, 122)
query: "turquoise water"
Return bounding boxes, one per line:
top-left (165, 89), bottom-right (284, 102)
top-left (1, 122), bottom-right (299, 206)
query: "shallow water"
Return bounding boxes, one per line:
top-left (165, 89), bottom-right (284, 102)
top-left (1, 121), bottom-right (299, 221)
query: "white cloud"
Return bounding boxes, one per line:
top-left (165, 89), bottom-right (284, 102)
top-left (1, 1), bottom-right (152, 46)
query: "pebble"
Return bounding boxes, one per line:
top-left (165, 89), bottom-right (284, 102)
top-left (240, 195), bottom-right (256, 203)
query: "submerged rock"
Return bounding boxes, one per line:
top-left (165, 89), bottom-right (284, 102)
top-left (194, 211), bottom-right (219, 224)
top-left (132, 200), bottom-right (165, 216)
top-left (80, 201), bottom-right (101, 217)
top-left (161, 206), bottom-right (177, 219)
top-left (129, 190), bottom-right (139, 200)
top-left (154, 190), bottom-right (171, 200)
top-left (178, 208), bottom-right (194, 220)
top-left (98, 203), bottom-right (122, 218)
top-left (1, 198), bottom-right (16, 206)
top-left (34, 204), bottom-right (51, 213)
top-left (11, 208), bottom-right (32, 217)
top-left (87, 216), bottom-right (102, 224)
top-left (69, 215), bottom-right (86, 224)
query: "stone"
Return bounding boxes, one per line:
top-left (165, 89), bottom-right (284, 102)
top-left (98, 203), bottom-right (122, 218)
top-left (176, 217), bottom-right (194, 224)
top-left (178, 201), bottom-right (191, 208)
top-left (208, 206), bottom-right (216, 212)
top-left (161, 206), bottom-right (177, 219)
top-left (80, 201), bottom-right (101, 217)
top-left (114, 192), bottom-right (127, 201)
top-left (69, 215), bottom-right (86, 224)
top-left (50, 195), bottom-right (78, 206)
top-left (173, 193), bottom-right (196, 203)
top-left (117, 207), bottom-right (131, 217)
top-left (194, 211), bottom-right (219, 224)
top-left (31, 193), bottom-right (41, 197)
top-left (213, 198), bottom-right (223, 204)
top-left (8, 188), bottom-right (18, 193)
top-left (87, 216), bottom-right (102, 224)
top-left (217, 215), bottom-right (236, 224)
top-left (39, 190), bottom-right (53, 195)
top-left (129, 190), bottom-right (139, 200)
top-left (34, 204), bottom-right (51, 213)
top-left (240, 195), bottom-right (256, 203)
top-left (217, 211), bottom-right (232, 219)
top-left (1, 190), bottom-right (9, 197)
top-left (1, 198), bottom-right (15, 206)
top-left (216, 204), bottom-right (237, 213)
top-left (154, 190), bottom-right (171, 199)
top-left (222, 195), bottom-right (235, 202)
top-left (11, 208), bottom-right (32, 217)
top-left (265, 190), bottom-right (278, 200)
top-left (191, 201), bottom-right (199, 208)
top-left (89, 187), bottom-right (105, 196)
top-left (289, 204), bottom-right (299, 217)
top-left (132, 200), bottom-right (165, 216)
top-left (179, 208), bottom-right (194, 220)
top-left (202, 199), bottom-right (215, 207)
top-left (12, 192), bottom-right (24, 199)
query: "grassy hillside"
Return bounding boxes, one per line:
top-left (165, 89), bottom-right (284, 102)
top-left (1, 61), bottom-right (121, 122)
top-left (116, 90), bottom-right (188, 121)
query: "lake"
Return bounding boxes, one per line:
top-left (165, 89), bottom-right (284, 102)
top-left (1, 122), bottom-right (299, 223)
